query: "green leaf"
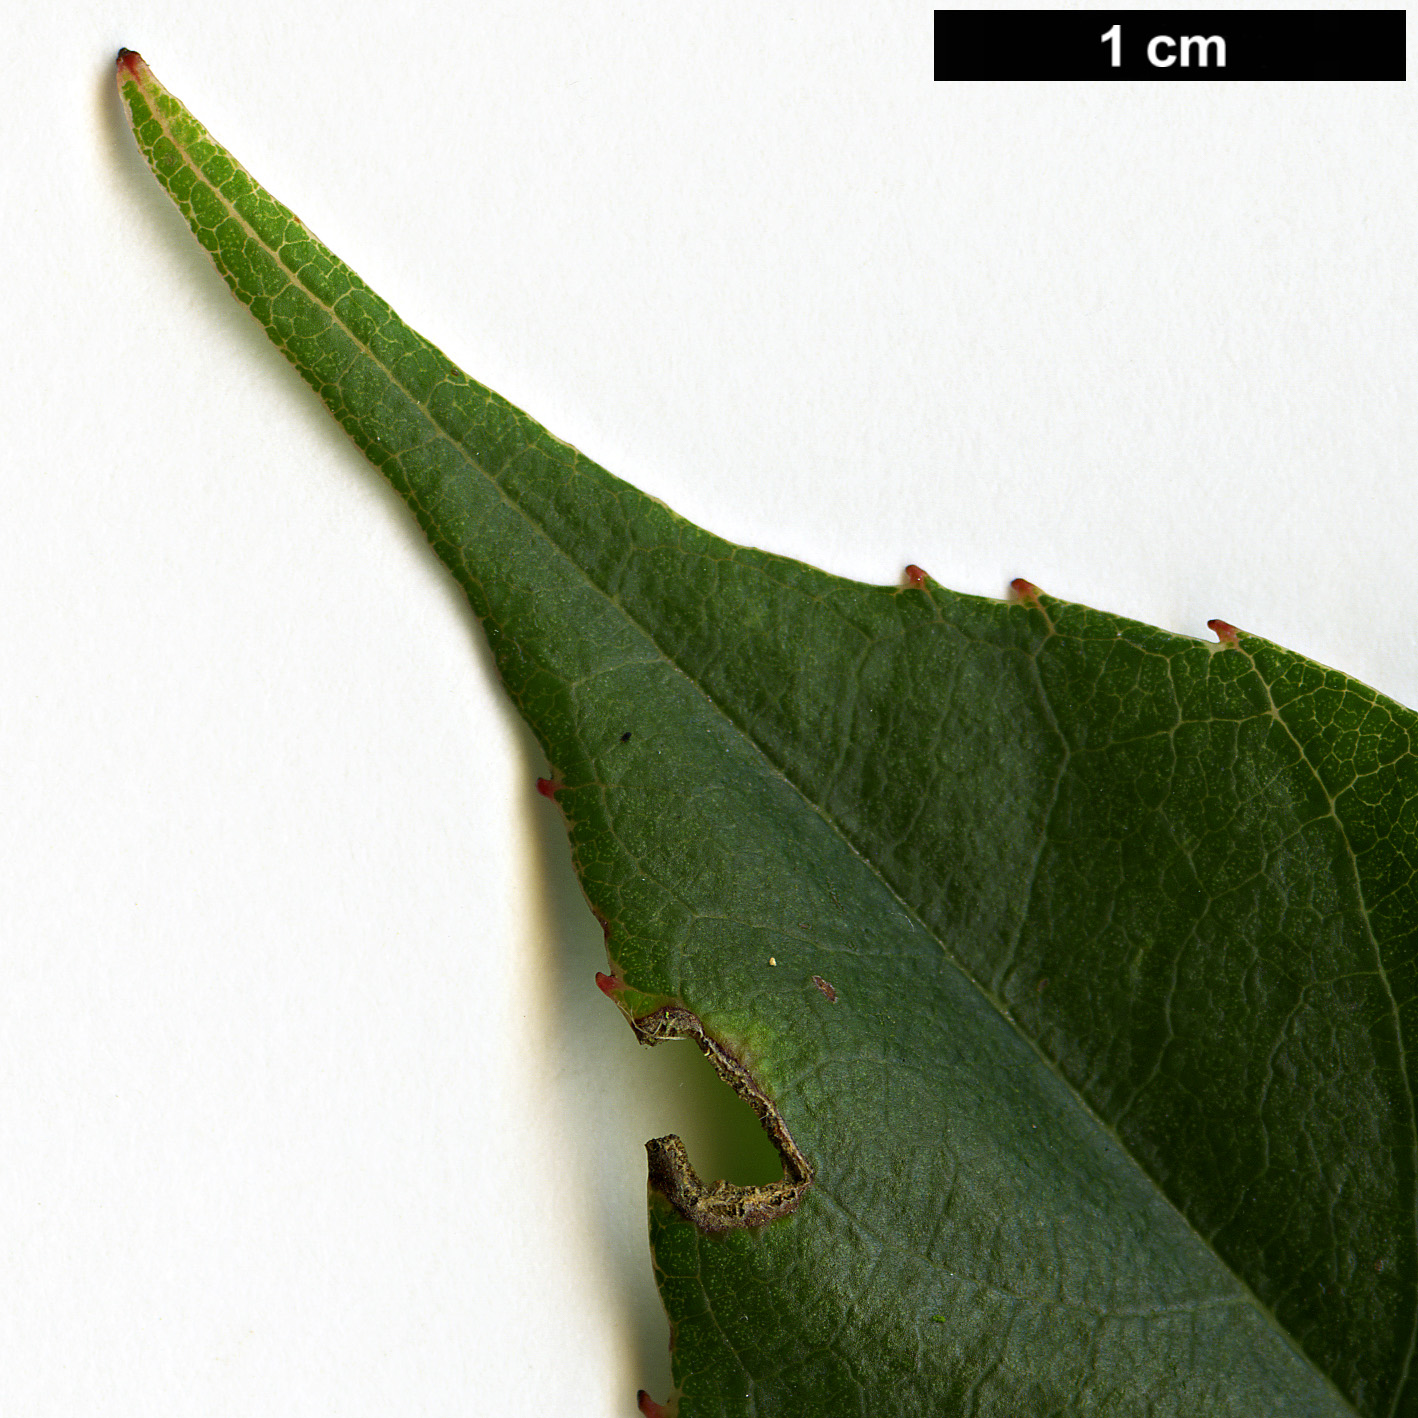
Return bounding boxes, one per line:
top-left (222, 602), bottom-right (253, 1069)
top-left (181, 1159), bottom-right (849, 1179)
top-left (118, 51), bottom-right (1415, 1416)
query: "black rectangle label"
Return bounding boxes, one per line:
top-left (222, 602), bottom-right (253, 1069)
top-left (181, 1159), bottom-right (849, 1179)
top-left (934, 10), bottom-right (1405, 80)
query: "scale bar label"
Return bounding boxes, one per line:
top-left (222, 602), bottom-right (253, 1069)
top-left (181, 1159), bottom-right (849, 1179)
top-left (934, 10), bottom-right (1406, 80)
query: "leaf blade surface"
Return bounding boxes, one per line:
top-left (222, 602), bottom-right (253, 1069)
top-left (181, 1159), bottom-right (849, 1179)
top-left (119, 52), bottom-right (1413, 1416)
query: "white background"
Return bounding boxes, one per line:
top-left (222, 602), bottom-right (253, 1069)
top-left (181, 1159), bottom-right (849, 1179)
top-left (5, 4), bottom-right (1416, 1413)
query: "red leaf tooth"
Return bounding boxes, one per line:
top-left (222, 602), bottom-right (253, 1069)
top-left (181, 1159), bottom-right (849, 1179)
top-left (637, 1392), bottom-right (670, 1418)
top-left (1011, 577), bottom-right (1041, 602)
top-left (1208, 619), bottom-right (1239, 646)
top-left (116, 48), bottom-right (145, 81)
top-left (905, 564), bottom-right (928, 587)
top-left (595, 971), bottom-right (620, 998)
top-left (535, 776), bottom-right (559, 799)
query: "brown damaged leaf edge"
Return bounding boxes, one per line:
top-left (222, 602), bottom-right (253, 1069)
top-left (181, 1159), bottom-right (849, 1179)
top-left (632, 1007), bottom-right (812, 1231)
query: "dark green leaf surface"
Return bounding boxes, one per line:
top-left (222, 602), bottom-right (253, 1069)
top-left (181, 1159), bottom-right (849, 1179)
top-left (120, 53), bottom-right (1415, 1416)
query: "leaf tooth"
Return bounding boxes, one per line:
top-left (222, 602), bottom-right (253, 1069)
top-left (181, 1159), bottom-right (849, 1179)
top-left (594, 971), bottom-right (670, 1024)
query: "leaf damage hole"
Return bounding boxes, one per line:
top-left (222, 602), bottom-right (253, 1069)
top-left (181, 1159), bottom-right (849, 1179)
top-left (632, 1006), bottom-right (812, 1232)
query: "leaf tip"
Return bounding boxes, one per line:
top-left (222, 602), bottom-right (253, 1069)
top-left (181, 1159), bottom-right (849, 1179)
top-left (115, 48), bottom-right (147, 83)
top-left (1207, 618), bottom-right (1240, 646)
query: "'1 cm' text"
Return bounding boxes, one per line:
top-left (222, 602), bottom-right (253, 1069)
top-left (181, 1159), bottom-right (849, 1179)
top-left (1101, 24), bottom-right (1227, 68)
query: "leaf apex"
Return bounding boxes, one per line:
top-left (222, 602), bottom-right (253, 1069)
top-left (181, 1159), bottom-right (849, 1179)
top-left (115, 48), bottom-right (148, 85)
